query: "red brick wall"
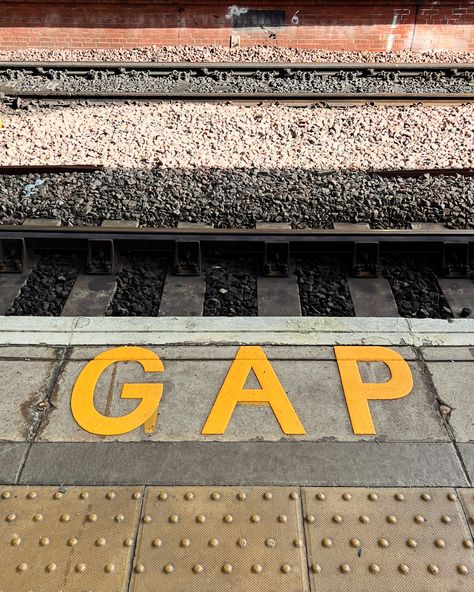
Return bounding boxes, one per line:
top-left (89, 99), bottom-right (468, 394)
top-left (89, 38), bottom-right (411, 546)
top-left (0, 1), bottom-right (473, 51)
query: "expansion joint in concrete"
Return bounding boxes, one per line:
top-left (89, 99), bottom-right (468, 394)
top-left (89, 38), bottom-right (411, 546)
top-left (417, 346), bottom-right (472, 487)
top-left (15, 345), bottom-right (70, 485)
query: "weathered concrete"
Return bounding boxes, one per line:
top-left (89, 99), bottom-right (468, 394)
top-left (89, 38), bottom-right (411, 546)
top-left (65, 345), bottom-right (418, 361)
top-left (19, 442), bottom-right (468, 486)
top-left (159, 274), bottom-right (205, 316)
top-left (0, 347), bottom-right (61, 441)
top-left (38, 347), bottom-right (448, 443)
top-left (458, 443), bottom-right (474, 484)
top-left (0, 318), bottom-right (471, 490)
top-left (0, 442), bottom-right (27, 483)
top-left (257, 275), bottom-right (302, 316)
top-left (61, 274), bottom-right (117, 316)
top-left (0, 275), bottom-right (27, 315)
top-left (422, 347), bottom-right (474, 361)
top-left (438, 278), bottom-right (474, 319)
top-left (347, 277), bottom-right (399, 317)
top-left (426, 361), bottom-right (474, 442)
top-left (0, 317), bottom-right (473, 347)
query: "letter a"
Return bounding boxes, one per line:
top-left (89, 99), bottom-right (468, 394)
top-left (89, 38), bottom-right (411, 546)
top-left (202, 346), bottom-right (305, 435)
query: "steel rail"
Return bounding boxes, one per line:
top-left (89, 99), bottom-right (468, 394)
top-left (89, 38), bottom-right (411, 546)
top-left (0, 225), bottom-right (472, 244)
top-left (0, 165), bottom-right (104, 174)
top-left (2, 166), bottom-right (472, 176)
top-left (2, 91), bottom-right (473, 103)
top-left (1, 62), bottom-right (473, 103)
top-left (1, 225), bottom-right (470, 286)
top-left (1, 61), bottom-right (474, 71)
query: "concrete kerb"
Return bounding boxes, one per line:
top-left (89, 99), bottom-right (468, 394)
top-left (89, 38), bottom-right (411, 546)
top-left (0, 317), bottom-right (473, 346)
top-left (17, 442), bottom-right (470, 487)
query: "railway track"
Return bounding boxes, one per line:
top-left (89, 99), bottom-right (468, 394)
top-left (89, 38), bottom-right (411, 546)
top-left (0, 62), bottom-right (473, 104)
top-left (0, 222), bottom-right (472, 318)
top-left (1, 165), bottom-right (472, 176)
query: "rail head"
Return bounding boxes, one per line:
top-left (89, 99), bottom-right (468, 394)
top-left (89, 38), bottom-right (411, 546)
top-left (0, 225), bottom-right (472, 243)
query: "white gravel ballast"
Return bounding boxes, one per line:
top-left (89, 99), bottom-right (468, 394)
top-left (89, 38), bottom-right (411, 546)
top-left (1, 103), bottom-right (473, 170)
top-left (1, 46), bottom-right (474, 64)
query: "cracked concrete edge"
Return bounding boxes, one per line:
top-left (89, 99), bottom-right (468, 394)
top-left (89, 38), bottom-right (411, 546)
top-left (0, 442), bottom-right (28, 483)
top-left (457, 481), bottom-right (474, 543)
top-left (457, 444), bottom-right (474, 486)
top-left (0, 317), bottom-right (473, 346)
top-left (13, 347), bottom-right (71, 484)
top-left (417, 346), bottom-right (458, 438)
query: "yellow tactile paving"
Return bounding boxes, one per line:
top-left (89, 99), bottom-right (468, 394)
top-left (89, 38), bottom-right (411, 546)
top-left (459, 489), bottom-right (474, 539)
top-left (130, 486), bottom-right (309, 592)
top-left (0, 486), bottom-right (144, 592)
top-left (1, 486), bottom-right (473, 591)
top-left (302, 487), bottom-right (474, 592)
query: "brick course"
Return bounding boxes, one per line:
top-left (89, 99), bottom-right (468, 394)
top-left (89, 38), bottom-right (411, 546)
top-left (0, 1), bottom-right (473, 51)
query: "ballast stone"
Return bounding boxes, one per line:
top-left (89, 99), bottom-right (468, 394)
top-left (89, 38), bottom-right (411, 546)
top-left (0, 169), bottom-right (472, 229)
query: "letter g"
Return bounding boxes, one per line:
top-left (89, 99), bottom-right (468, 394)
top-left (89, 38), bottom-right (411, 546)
top-left (71, 346), bottom-right (164, 436)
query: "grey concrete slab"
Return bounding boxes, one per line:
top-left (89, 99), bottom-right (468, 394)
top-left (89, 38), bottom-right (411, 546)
top-left (66, 345), bottom-right (337, 361)
top-left (19, 442), bottom-right (468, 486)
top-left (158, 274), bottom-right (205, 316)
top-left (38, 352), bottom-right (448, 443)
top-left (347, 277), bottom-right (399, 317)
top-left (0, 346), bottom-right (62, 359)
top-left (0, 354), bottom-right (62, 441)
top-left (61, 274), bottom-right (117, 316)
top-left (426, 361), bottom-right (474, 442)
top-left (0, 275), bottom-right (28, 315)
top-left (422, 346), bottom-right (474, 361)
top-left (0, 442), bottom-right (27, 483)
top-left (458, 443), bottom-right (474, 484)
top-left (438, 278), bottom-right (474, 318)
top-left (28, 345), bottom-right (421, 362)
top-left (257, 275), bottom-right (302, 316)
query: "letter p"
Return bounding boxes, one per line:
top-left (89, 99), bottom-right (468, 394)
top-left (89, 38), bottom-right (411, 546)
top-left (335, 346), bottom-right (413, 435)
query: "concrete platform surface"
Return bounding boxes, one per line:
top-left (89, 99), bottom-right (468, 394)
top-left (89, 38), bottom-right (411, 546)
top-left (0, 318), bottom-right (472, 589)
top-left (0, 486), bottom-right (472, 592)
top-left (0, 317), bottom-right (472, 487)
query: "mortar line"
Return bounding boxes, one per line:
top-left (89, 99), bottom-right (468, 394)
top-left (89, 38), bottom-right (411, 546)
top-left (299, 487), bottom-right (315, 592)
top-left (416, 345), bottom-right (472, 487)
top-left (125, 486), bottom-right (147, 592)
top-left (455, 487), bottom-right (474, 543)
